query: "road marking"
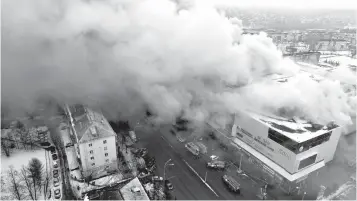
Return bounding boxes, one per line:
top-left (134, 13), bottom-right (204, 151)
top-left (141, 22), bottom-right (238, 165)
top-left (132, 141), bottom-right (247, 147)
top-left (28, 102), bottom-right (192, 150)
top-left (161, 135), bottom-right (219, 197)
top-left (182, 159), bottom-right (219, 197)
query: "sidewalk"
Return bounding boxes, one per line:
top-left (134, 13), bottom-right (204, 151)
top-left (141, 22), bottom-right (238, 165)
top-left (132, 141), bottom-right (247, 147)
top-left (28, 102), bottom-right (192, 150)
top-left (117, 134), bottom-right (138, 177)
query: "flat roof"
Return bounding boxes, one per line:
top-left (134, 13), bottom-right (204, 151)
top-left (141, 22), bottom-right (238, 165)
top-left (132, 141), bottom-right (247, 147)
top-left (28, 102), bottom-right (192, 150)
top-left (233, 138), bottom-right (325, 181)
top-left (120, 177), bottom-right (150, 200)
top-left (247, 111), bottom-right (335, 143)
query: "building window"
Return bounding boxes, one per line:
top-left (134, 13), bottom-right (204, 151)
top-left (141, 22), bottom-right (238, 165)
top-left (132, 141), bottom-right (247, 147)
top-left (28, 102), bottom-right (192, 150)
top-left (103, 140), bottom-right (107, 144)
top-left (298, 154), bottom-right (317, 170)
top-left (268, 128), bottom-right (299, 153)
top-left (90, 156), bottom-right (94, 160)
top-left (91, 163), bottom-right (95, 166)
top-left (89, 143), bottom-right (92, 147)
top-left (106, 159), bottom-right (109, 163)
top-left (105, 153), bottom-right (108, 157)
top-left (90, 150), bottom-right (93, 154)
top-left (104, 147), bottom-right (107, 150)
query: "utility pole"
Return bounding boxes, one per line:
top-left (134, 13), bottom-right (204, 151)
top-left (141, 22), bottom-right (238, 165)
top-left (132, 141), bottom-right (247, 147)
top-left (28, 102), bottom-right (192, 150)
top-left (205, 171), bottom-right (208, 182)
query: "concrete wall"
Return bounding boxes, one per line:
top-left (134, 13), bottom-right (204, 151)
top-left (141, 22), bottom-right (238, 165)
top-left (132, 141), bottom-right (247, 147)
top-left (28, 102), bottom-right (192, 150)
top-left (79, 135), bottom-right (118, 179)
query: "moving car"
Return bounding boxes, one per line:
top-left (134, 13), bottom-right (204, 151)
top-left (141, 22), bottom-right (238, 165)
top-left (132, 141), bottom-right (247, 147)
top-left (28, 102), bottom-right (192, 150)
top-left (222, 175), bottom-right (240, 194)
top-left (54, 189), bottom-right (61, 199)
top-left (152, 176), bottom-right (164, 182)
top-left (165, 180), bottom-right (174, 190)
top-left (207, 161), bottom-right (226, 170)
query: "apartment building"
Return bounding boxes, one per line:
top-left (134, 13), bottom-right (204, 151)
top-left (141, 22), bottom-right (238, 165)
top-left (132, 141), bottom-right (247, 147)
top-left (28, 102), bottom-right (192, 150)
top-left (66, 105), bottom-right (118, 180)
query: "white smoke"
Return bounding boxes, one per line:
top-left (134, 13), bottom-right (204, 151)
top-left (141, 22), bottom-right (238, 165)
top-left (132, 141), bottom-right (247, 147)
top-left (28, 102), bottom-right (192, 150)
top-left (1, 0), bottom-right (355, 127)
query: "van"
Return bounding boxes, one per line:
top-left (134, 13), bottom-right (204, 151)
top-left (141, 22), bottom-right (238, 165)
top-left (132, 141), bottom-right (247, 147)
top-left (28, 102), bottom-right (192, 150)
top-left (207, 161), bottom-right (226, 170)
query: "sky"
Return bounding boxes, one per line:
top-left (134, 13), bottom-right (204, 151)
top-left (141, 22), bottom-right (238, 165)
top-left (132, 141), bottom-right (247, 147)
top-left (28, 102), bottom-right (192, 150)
top-left (214, 0), bottom-right (357, 10)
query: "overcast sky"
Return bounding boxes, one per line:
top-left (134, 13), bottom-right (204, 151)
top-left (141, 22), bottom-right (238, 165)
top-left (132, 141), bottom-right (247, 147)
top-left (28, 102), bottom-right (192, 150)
top-left (214, 0), bottom-right (357, 10)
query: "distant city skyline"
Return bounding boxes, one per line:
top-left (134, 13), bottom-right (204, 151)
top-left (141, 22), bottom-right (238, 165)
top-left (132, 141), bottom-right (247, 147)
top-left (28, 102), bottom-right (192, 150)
top-left (213, 0), bottom-right (357, 10)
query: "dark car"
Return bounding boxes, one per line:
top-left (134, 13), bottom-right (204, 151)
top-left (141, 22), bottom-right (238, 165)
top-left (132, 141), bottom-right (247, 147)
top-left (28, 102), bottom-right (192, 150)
top-left (138, 148), bottom-right (148, 157)
top-left (165, 180), bottom-right (174, 190)
top-left (208, 132), bottom-right (216, 140)
top-left (52, 154), bottom-right (58, 161)
top-left (53, 170), bottom-right (59, 178)
top-left (54, 189), bottom-right (61, 199)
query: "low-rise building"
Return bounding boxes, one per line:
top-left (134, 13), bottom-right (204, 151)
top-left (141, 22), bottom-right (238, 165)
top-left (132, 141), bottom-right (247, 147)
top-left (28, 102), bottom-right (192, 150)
top-left (66, 105), bottom-right (118, 180)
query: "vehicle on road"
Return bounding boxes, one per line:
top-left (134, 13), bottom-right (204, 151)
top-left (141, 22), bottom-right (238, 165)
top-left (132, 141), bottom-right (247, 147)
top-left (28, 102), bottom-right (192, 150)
top-left (49, 146), bottom-right (56, 154)
top-left (208, 131), bottom-right (216, 140)
top-left (52, 154), bottom-right (58, 161)
top-left (152, 176), bottom-right (164, 182)
top-left (207, 161), bottom-right (226, 170)
top-left (54, 189), bottom-right (61, 199)
top-left (185, 142), bottom-right (200, 156)
top-left (165, 180), bottom-right (174, 190)
top-left (222, 175), bottom-right (240, 194)
top-left (210, 155), bottom-right (219, 161)
top-left (176, 134), bottom-right (186, 143)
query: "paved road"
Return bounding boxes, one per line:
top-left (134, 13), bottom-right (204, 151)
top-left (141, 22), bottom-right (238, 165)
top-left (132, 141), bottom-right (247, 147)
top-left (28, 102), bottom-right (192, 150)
top-left (135, 126), bottom-right (219, 200)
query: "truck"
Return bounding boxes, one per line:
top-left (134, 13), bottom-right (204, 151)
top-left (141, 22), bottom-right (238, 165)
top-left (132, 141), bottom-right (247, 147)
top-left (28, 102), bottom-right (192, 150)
top-left (185, 142), bottom-right (200, 156)
top-left (222, 175), bottom-right (240, 194)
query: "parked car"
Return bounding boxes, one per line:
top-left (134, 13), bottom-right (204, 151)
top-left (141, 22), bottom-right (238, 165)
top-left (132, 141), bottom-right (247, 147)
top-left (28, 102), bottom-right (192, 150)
top-left (54, 181), bottom-right (60, 187)
top-left (138, 148), bottom-right (148, 157)
top-left (152, 176), bottom-right (164, 182)
top-left (207, 161), bottom-right (226, 170)
top-left (52, 154), bottom-right (58, 161)
top-left (165, 180), bottom-right (174, 190)
top-left (54, 189), bottom-right (61, 199)
top-left (53, 161), bottom-right (59, 169)
top-left (53, 170), bottom-right (59, 178)
top-left (53, 177), bottom-right (60, 185)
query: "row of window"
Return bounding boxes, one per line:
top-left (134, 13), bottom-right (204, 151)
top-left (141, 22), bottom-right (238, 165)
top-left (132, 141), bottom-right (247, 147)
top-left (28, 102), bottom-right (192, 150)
top-left (91, 159), bottom-right (110, 166)
top-left (268, 128), bottom-right (332, 154)
top-left (90, 152), bottom-right (109, 157)
top-left (88, 140), bottom-right (107, 147)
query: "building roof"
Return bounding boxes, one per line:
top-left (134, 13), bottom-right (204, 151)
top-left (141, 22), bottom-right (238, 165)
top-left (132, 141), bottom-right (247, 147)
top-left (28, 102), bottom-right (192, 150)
top-left (247, 111), bottom-right (337, 143)
top-left (68, 106), bottom-right (116, 143)
top-left (120, 177), bottom-right (150, 200)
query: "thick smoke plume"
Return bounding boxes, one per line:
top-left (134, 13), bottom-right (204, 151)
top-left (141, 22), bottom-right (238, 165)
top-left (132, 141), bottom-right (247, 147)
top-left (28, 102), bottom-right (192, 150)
top-left (2, 0), bottom-right (355, 127)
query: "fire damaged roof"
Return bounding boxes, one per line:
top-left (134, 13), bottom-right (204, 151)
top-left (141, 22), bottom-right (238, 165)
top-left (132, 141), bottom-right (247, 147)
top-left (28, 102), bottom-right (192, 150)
top-left (68, 106), bottom-right (116, 143)
top-left (247, 111), bottom-right (339, 143)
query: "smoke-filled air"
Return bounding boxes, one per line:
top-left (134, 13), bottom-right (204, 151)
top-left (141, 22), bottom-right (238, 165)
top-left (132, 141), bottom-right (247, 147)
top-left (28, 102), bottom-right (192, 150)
top-left (2, 0), bottom-right (356, 127)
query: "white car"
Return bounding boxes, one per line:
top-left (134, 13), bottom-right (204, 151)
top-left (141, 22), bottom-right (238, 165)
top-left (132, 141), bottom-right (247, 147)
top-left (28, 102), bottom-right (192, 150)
top-left (210, 155), bottom-right (219, 161)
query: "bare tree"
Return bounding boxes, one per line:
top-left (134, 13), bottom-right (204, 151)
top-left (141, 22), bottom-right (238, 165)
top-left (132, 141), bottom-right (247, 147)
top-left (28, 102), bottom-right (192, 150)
top-left (27, 158), bottom-right (44, 200)
top-left (20, 166), bottom-right (35, 200)
top-left (7, 165), bottom-right (24, 200)
top-left (1, 139), bottom-right (10, 157)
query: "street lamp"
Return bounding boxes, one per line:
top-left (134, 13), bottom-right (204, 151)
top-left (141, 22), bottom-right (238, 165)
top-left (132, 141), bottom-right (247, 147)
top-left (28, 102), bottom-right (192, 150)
top-left (237, 152), bottom-right (243, 173)
top-left (164, 159), bottom-right (175, 180)
top-left (302, 192), bottom-right (306, 200)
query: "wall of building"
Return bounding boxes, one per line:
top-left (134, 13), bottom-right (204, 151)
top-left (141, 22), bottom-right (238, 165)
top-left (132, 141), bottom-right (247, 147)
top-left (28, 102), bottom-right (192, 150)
top-left (79, 135), bottom-right (118, 179)
top-left (234, 113), bottom-right (297, 173)
top-left (234, 113), bottom-right (342, 174)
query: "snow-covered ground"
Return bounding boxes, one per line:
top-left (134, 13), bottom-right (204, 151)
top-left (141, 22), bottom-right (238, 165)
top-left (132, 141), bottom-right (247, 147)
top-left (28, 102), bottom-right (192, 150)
top-left (1, 149), bottom-right (48, 172)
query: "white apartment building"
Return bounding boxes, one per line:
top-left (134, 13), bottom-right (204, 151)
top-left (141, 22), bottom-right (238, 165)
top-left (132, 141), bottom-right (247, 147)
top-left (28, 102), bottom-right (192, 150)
top-left (66, 105), bottom-right (118, 180)
top-left (232, 110), bottom-right (341, 183)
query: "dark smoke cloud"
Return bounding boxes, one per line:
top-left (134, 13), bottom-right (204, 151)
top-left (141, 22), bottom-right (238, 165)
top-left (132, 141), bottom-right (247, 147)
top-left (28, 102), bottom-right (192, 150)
top-left (1, 0), bottom-right (355, 127)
